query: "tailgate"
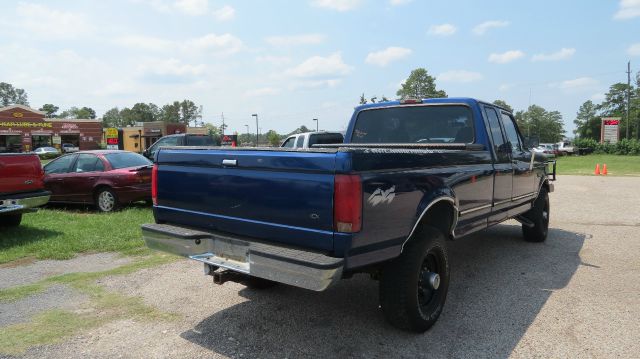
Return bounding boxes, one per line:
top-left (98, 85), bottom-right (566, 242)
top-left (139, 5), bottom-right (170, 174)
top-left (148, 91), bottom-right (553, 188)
top-left (0, 154), bottom-right (44, 195)
top-left (154, 148), bottom-right (340, 251)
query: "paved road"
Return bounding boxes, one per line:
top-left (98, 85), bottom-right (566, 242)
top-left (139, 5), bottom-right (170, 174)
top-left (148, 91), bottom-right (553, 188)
top-left (4, 175), bottom-right (640, 358)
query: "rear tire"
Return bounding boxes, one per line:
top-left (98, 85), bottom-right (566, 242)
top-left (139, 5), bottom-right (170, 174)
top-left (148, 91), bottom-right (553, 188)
top-left (95, 188), bottom-right (119, 212)
top-left (0, 214), bottom-right (22, 227)
top-left (522, 187), bottom-right (549, 242)
top-left (379, 226), bottom-right (450, 332)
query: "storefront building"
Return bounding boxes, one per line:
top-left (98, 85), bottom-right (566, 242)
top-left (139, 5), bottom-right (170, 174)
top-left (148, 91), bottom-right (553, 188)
top-left (0, 105), bottom-right (102, 153)
top-left (102, 122), bottom-right (191, 153)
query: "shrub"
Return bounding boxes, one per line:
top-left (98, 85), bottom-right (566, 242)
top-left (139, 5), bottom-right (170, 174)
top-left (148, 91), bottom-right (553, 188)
top-left (574, 138), bottom-right (640, 155)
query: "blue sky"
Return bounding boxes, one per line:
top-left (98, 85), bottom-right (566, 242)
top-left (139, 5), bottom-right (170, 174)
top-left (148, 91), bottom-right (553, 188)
top-left (1, 0), bottom-right (639, 136)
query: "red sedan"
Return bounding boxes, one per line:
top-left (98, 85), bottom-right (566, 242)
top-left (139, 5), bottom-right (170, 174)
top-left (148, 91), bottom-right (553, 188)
top-left (43, 150), bottom-right (152, 212)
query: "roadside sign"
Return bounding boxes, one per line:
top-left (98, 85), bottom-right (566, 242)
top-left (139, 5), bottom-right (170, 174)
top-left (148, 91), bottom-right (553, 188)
top-left (106, 127), bottom-right (119, 150)
top-left (601, 118), bottom-right (620, 144)
top-left (221, 134), bottom-right (237, 147)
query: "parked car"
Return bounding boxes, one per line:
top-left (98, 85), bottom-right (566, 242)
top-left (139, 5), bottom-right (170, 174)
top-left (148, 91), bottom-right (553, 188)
top-left (0, 153), bottom-right (50, 227)
top-left (43, 150), bottom-right (152, 212)
top-left (556, 141), bottom-right (574, 155)
top-left (142, 97), bottom-right (555, 332)
top-left (280, 131), bottom-right (344, 149)
top-left (534, 143), bottom-right (558, 157)
top-left (34, 146), bottom-right (60, 159)
top-left (143, 134), bottom-right (217, 160)
top-left (61, 143), bottom-right (79, 153)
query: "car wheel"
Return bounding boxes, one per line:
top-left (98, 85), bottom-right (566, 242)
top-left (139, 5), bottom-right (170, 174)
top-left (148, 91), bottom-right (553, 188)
top-left (379, 226), bottom-right (450, 332)
top-left (0, 214), bottom-right (22, 227)
top-left (95, 188), bottom-right (119, 212)
top-left (522, 187), bottom-right (549, 242)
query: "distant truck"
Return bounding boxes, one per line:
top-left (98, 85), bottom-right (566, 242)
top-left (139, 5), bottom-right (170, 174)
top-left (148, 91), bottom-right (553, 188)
top-left (142, 98), bottom-right (555, 332)
top-left (0, 153), bottom-right (50, 227)
top-left (143, 134), bottom-right (217, 160)
top-left (280, 131), bottom-right (344, 149)
top-left (62, 143), bottom-right (79, 153)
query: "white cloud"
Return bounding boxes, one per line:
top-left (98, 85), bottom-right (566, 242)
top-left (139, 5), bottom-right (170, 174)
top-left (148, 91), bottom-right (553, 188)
top-left (365, 47), bottom-right (412, 67)
top-left (488, 50), bottom-right (525, 64)
top-left (437, 70), bottom-right (483, 83)
top-left (141, 58), bottom-right (206, 77)
top-left (184, 33), bottom-right (244, 54)
top-left (15, 2), bottom-right (91, 39)
top-left (265, 34), bottom-right (326, 46)
top-left (244, 87), bottom-right (280, 97)
top-left (311, 0), bottom-right (362, 11)
top-left (532, 48), bottom-right (576, 62)
top-left (256, 55), bottom-right (292, 66)
top-left (614, 0), bottom-right (640, 19)
top-left (285, 53), bottom-right (352, 78)
top-left (499, 84), bottom-right (513, 92)
top-left (212, 5), bottom-right (235, 21)
top-left (174, 0), bottom-right (209, 15)
top-left (389, 0), bottom-right (412, 5)
top-left (558, 77), bottom-right (598, 89)
top-left (427, 23), bottom-right (457, 36)
top-left (290, 79), bottom-right (342, 90)
top-left (115, 35), bottom-right (174, 51)
top-left (473, 20), bottom-right (510, 35)
top-left (628, 43), bottom-right (640, 56)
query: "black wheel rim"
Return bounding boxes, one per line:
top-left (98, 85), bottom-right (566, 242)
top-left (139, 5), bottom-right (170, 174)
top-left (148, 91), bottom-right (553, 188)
top-left (417, 250), bottom-right (444, 317)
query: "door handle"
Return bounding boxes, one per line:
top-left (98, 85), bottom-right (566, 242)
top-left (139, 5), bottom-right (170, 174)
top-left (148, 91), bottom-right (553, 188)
top-left (88, 177), bottom-right (96, 180)
top-left (222, 159), bottom-right (237, 166)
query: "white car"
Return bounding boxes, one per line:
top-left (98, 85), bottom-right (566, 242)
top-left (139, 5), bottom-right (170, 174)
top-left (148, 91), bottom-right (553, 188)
top-left (280, 131), bottom-right (344, 149)
top-left (34, 146), bottom-right (60, 158)
top-left (556, 141), bottom-right (574, 155)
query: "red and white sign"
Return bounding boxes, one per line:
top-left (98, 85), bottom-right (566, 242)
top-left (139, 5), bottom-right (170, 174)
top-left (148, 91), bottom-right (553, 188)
top-left (601, 117), bottom-right (620, 144)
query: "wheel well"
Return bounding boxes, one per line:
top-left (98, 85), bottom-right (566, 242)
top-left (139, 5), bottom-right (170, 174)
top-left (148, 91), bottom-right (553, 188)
top-left (93, 185), bottom-right (111, 200)
top-left (418, 200), bottom-right (456, 239)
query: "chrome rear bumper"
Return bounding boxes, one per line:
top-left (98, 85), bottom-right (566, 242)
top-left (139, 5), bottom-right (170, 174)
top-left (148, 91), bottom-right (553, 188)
top-left (141, 223), bottom-right (344, 291)
top-left (0, 193), bottom-right (50, 214)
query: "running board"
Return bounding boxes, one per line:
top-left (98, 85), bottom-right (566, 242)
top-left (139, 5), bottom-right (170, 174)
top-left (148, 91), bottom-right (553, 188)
top-left (515, 215), bottom-right (535, 228)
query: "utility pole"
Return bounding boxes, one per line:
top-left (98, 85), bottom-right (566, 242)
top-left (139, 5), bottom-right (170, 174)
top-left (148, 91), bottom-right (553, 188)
top-left (244, 124), bottom-right (249, 145)
top-left (221, 112), bottom-right (226, 136)
top-left (626, 61), bottom-right (631, 140)
top-left (252, 114), bottom-right (259, 146)
top-left (313, 118), bottom-right (318, 132)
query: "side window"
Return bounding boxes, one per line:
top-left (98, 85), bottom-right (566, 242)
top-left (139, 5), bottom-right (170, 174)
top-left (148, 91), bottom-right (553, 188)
top-left (150, 136), bottom-right (179, 156)
top-left (295, 135), bottom-right (305, 148)
top-left (484, 107), bottom-right (509, 162)
top-left (281, 137), bottom-right (295, 148)
top-left (73, 154), bottom-right (102, 173)
top-left (44, 155), bottom-right (75, 174)
top-left (500, 113), bottom-right (522, 152)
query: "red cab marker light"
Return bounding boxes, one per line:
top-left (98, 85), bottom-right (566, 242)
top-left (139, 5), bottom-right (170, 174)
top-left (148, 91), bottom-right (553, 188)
top-left (399, 99), bottom-right (423, 105)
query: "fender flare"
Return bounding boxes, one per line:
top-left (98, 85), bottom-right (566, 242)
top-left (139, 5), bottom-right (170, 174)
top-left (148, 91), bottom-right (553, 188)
top-left (401, 195), bottom-right (458, 253)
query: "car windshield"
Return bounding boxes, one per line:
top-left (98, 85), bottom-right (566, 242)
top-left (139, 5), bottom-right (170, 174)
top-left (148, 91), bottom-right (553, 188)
top-left (104, 152), bottom-right (152, 169)
top-left (351, 105), bottom-right (474, 144)
top-left (187, 136), bottom-right (214, 145)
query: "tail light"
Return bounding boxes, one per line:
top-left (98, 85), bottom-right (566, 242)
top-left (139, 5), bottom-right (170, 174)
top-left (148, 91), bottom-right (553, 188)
top-left (151, 164), bottom-right (158, 206)
top-left (334, 175), bottom-right (362, 233)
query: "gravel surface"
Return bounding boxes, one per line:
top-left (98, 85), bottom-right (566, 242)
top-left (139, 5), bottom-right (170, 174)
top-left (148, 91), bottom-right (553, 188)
top-left (2, 175), bottom-right (639, 358)
top-left (0, 252), bottom-right (133, 289)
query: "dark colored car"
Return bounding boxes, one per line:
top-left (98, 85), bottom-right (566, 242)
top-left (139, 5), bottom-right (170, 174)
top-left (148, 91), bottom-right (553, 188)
top-left (43, 150), bottom-right (152, 212)
top-left (143, 134), bottom-right (217, 160)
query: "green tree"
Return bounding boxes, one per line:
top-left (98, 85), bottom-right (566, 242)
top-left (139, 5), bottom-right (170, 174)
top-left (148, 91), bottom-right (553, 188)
top-left (180, 100), bottom-right (201, 125)
top-left (266, 130), bottom-right (281, 147)
top-left (102, 107), bottom-right (124, 128)
top-left (493, 100), bottom-right (513, 113)
top-left (0, 82), bottom-right (29, 106)
top-left (599, 83), bottom-right (635, 139)
top-left (160, 101), bottom-right (181, 123)
top-left (396, 68), bottom-right (447, 100)
top-left (573, 100), bottom-right (600, 140)
top-left (514, 105), bottom-right (565, 143)
top-left (288, 125), bottom-right (311, 136)
top-left (130, 103), bottom-right (158, 122)
top-left (39, 104), bottom-right (59, 118)
top-left (359, 93), bottom-right (367, 105)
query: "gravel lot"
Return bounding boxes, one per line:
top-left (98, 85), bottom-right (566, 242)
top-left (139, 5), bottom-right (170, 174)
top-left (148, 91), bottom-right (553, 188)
top-left (2, 175), bottom-right (639, 358)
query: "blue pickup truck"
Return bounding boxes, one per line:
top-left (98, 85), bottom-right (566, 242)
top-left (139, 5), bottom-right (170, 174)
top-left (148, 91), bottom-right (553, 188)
top-left (142, 98), bottom-right (555, 332)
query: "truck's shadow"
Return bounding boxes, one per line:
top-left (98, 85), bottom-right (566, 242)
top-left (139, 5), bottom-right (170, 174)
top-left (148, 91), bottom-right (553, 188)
top-left (180, 224), bottom-right (586, 358)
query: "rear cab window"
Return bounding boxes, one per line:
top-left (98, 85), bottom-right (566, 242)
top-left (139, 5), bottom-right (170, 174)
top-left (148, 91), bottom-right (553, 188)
top-left (104, 152), bottom-right (152, 169)
top-left (351, 105), bottom-right (474, 144)
top-left (308, 133), bottom-right (344, 147)
top-left (186, 136), bottom-right (214, 146)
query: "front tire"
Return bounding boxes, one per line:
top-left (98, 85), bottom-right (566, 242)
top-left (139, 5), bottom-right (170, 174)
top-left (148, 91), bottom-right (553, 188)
top-left (522, 187), bottom-right (549, 242)
top-left (0, 213), bottom-right (22, 227)
top-left (379, 226), bottom-right (450, 332)
top-left (95, 188), bottom-right (119, 212)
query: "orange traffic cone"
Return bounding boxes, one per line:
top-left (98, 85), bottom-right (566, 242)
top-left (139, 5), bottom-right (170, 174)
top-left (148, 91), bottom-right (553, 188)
top-left (602, 163), bottom-right (608, 175)
top-left (594, 163), bottom-right (600, 175)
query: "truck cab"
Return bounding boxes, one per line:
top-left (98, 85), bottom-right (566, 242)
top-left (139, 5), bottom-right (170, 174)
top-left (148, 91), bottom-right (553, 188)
top-left (143, 133), bottom-right (217, 160)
